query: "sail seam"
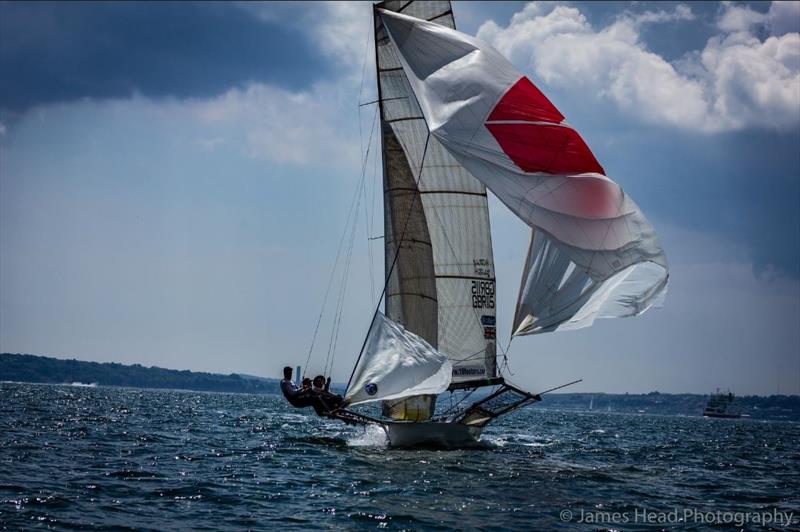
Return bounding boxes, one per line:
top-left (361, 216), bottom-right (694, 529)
top-left (427, 10), bottom-right (453, 23)
top-left (384, 238), bottom-right (432, 247)
top-left (386, 291), bottom-right (438, 302)
top-left (485, 119), bottom-right (570, 128)
top-left (396, 1), bottom-right (414, 14)
top-left (435, 274), bottom-right (496, 281)
top-left (384, 116), bottom-right (425, 124)
top-left (386, 187), bottom-right (487, 197)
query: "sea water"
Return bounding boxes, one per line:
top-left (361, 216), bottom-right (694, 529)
top-left (1, 383), bottom-right (798, 530)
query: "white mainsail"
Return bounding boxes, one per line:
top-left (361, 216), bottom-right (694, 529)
top-left (375, 1), bottom-right (498, 405)
top-left (378, 8), bottom-right (669, 335)
top-left (345, 312), bottom-right (452, 406)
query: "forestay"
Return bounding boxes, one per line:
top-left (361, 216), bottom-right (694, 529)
top-left (345, 312), bottom-right (452, 406)
top-left (378, 9), bottom-right (668, 336)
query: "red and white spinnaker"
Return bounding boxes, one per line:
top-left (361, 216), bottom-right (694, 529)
top-left (378, 8), bottom-right (668, 335)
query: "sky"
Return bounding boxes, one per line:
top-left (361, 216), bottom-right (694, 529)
top-left (1, 1), bottom-right (798, 395)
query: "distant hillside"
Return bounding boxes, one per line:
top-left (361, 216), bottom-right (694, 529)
top-left (0, 353), bottom-right (281, 395)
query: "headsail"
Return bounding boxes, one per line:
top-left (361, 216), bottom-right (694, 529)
top-left (378, 8), bottom-right (668, 335)
top-left (375, 0), bottom-right (498, 408)
top-left (345, 312), bottom-right (452, 406)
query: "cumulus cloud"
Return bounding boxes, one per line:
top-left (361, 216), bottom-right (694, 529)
top-left (477, 1), bottom-right (800, 132)
top-left (184, 81), bottom-right (361, 169)
top-left (625, 3), bottom-right (695, 26)
top-left (718, 1), bottom-right (800, 35)
top-left (2, 2), bottom-right (374, 172)
top-left (239, 1), bottom-right (372, 79)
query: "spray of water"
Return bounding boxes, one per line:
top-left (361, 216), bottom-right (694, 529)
top-left (347, 424), bottom-right (389, 447)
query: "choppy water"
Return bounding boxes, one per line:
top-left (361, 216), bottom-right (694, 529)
top-left (1, 383), bottom-right (798, 530)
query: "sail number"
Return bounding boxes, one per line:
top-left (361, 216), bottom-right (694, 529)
top-left (471, 280), bottom-right (495, 309)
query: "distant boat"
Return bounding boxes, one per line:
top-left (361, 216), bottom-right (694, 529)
top-left (703, 389), bottom-right (741, 418)
top-left (70, 382), bottom-right (97, 387)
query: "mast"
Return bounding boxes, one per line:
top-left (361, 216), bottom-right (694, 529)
top-left (374, 0), bottom-right (499, 420)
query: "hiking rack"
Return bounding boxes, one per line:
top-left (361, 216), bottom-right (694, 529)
top-left (440, 382), bottom-right (542, 427)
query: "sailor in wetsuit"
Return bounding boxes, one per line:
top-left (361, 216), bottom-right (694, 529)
top-left (280, 367), bottom-right (335, 416)
top-left (312, 375), bottom-right (344, 411)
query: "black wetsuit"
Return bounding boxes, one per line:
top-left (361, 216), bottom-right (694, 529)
top-left (313, 386), bottom-right (344, 411)
top-left (280, 379), bottom-right (330, 416)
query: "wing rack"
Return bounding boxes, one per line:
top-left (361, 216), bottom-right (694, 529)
top-left (444, 383), bottom-right (541, 427)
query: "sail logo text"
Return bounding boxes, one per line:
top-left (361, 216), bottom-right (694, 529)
top-left (453, 366), bottom-right (485, 377)
top-left (471, 281), bottom-right (495, 309)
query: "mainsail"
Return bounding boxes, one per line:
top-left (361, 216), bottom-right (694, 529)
top-left (375, 1), bottom-right (498, 419)
top-left (377, 8), bottom-right (669, 336)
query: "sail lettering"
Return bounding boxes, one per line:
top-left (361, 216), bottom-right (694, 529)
top-left (473, 258), bottom-right (491, 277)
top-left (471, 280), bottom-right (495, 309)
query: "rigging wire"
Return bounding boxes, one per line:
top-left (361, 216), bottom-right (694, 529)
top-left (304, 106), bottom-right (378, 378)
top-left (362, 138), bottom-right (376, 306)
top-left (437, 388), bottom-right (477, 419)
top-left (323, 107), bottom-right (379, 376)
top-left (368, 121), bottom-right (380, 305)
top-left (324, 189), bottom-right (361, 376)
top-left (302, 180), bottom-right (361, 378)
top-left (346, 133), bottom-right (432, 392)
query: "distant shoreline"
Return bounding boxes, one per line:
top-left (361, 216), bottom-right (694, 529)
top-left (1, 352), bottom-right (282, 395)
top-left (3, 353), bottom-right (798, 421)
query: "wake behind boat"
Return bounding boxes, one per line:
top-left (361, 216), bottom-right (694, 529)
top-left (291, 0), bottom-right (668, 448)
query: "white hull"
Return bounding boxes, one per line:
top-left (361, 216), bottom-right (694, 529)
top-left (386, 422), bottom-right (483, 448)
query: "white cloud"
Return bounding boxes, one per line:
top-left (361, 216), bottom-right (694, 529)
top-left (3, 3), bottom-right (375, 173)
top-left (238, 1), bottom-right (372, 79)
top-left (625, 3), bottom-right (695, 26)
top-left (718, 1), bottom-right (800, 36)
top-left (226, 3), bottom-right (375, 163)
top-left (717, 2), bottom-right (767, 33)
top-left (477, 1), bottom-right (800, 133)
top-left (186, 82), bottom-right (361, 168)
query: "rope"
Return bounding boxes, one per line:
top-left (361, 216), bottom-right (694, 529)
top-left (346, 133), bottom-right (432, 392)
top-left (437, 388), bottom-right (477, 418)
top-left (324, 108), bottom-right (379, 376)
top-left (324, 180), bottom-right (362, 375)
top-left (302, 178), bottom-right (360, 377)
top-left (304, 106), bottom-right (378, 378)
top-left (362, 149), bottom-right (376, 306)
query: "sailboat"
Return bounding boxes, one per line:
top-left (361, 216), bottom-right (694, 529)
top-left (323, 0), bottom-right (668, 447)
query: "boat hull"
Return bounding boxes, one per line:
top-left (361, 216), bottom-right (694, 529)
top-left (386, 422), bottom-right (483, 448)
